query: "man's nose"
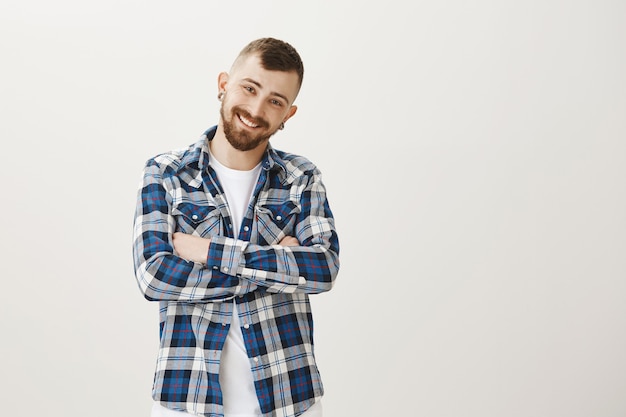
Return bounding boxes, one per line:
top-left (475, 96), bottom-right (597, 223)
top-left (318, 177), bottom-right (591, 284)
top-left (248, 96), bottom-right (266, 119)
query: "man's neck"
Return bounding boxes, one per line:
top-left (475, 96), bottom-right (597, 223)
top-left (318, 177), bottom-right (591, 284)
top-left (211, 126), bottom-right (267, 171)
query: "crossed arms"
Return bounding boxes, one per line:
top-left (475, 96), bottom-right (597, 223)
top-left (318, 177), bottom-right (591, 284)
top-left (132, 160), bottom-right (340, 303)
top-left (172, 233), bottom-right (299, 263)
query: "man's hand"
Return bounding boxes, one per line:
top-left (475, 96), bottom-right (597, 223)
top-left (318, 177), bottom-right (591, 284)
top-left (172, 232), bottom-right (211, 263)
top-left (278, 236), bottom-right (299, 246)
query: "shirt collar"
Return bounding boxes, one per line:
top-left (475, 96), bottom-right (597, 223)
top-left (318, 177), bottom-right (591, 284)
top-left (177, 125), bottom-right (288, 179)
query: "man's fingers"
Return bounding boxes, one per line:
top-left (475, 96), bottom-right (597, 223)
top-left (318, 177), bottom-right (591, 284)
top-left (278, 236), bottom-right (299, 246)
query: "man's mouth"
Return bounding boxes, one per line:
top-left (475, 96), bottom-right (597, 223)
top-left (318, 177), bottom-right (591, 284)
top-left (238, 113), bottom-right (260, 128)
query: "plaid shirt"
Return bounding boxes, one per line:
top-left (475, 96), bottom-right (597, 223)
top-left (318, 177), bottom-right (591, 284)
top-left (132, 126), bottom-right (340, 417)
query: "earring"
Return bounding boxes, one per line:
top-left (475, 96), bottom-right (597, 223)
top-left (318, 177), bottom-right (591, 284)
top-left (217, 91), bottom-right (224, 101)
top-left (279, 122), bottom-right (285, 130)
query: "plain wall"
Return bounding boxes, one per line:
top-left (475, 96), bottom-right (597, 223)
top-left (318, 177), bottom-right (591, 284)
top-left (1, 1), bottom-right (624, 416)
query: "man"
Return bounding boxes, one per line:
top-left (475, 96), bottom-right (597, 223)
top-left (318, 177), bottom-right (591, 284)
top-left (132, 38), bottom-right (340, 417)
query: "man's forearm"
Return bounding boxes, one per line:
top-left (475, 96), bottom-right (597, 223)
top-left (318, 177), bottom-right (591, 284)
top-left (205, 232), bottom-right (339, 295)
top-left (172, 232), bottom-right (299, 264)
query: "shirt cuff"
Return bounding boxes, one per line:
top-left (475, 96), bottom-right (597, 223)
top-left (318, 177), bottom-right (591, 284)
top-left (207, 236), bottom-right (248, 276)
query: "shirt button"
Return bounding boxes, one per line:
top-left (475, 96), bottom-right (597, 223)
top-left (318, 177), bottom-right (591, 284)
top-left (276, 215), bottom-right (282, 221)
top-left (243, 226), bottom-right (249, 232)
top-left (191, 214), bottom-right (198, 220)
top-left (212, 266), bottom-right (218, 270)
top-left (253, 357), bottom-right (259, 363)
top-left (228, 223), bottom-right (233, 228)
top-left (243, 323), bottom-right (250, 329)
top-left (222, 266), bottom-right (229, 272)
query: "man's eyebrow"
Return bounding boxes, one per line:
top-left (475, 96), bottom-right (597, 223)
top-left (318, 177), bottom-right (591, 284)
top-left (242, 78), bottom-right (290, 104)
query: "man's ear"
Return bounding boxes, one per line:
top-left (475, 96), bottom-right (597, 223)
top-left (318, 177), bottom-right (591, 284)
top-left (217, 72), bottom-right (229, 92)
top-left (283, 105), bottom-right (298, 124)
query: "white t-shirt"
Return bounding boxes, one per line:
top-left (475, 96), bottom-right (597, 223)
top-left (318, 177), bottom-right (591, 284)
top-left (211, 151), bottom-right (263, 416)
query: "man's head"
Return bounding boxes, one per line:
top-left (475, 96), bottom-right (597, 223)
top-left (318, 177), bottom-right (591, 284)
top-left (217, 38), bottom-right (304, 152)
top-left (233, 38), bottom-right (304, 93)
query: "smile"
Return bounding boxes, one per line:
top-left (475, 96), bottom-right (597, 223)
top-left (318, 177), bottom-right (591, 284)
top-left (238, 113), bottom-right (259, 128)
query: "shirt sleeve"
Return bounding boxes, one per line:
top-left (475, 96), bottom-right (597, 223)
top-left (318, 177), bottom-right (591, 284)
top-left (206, 169), bottom-right (340, 294)
top-left (132, 160), bottom-right (257, 302)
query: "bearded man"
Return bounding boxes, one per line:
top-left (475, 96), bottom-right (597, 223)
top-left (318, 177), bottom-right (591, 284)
top-left (132, 38), bottom-right (340, 417)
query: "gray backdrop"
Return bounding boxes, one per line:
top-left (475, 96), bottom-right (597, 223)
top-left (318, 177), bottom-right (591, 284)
top-left (1, 1), bottom-right (625, 416)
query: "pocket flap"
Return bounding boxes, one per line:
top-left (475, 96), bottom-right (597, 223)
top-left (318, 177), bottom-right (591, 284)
top-left (172, 202), bottom-right (218, 224)
top-left (255, 201), bottom-right (300, 225)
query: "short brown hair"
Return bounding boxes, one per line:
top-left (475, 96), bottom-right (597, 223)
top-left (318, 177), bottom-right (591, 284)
top-left (233, 37), bottom-right (304, 90)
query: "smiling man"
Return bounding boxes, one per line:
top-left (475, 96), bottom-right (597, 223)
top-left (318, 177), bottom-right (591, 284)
top-left (132, 38), bottom-right (340, 417)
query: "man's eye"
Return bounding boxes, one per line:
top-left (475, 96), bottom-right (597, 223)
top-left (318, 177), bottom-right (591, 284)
top-left (271, 99), bottom-right (282, 107)
top-left (244, 86), bottom-right (254, 93)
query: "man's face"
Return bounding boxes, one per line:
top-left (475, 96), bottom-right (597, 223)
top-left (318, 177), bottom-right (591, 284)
top-left (219, 54), bottom-right (299, 152)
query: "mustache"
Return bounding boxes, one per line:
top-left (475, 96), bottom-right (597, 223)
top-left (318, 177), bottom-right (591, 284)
top-left (232, 106), bottom-right (270, 129)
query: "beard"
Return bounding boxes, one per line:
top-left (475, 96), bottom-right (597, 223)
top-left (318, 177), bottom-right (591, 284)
top-left (220, 103), bottom-right (278, 152)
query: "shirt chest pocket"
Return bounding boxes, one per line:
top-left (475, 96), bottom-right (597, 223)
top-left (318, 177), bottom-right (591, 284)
top-left (254, 200), bottom-right (301, 245)
top-left (172, 202), bottom-right (221, 237)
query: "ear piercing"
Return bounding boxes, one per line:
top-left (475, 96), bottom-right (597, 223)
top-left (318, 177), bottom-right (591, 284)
top-left (279, 122), bottom-right (285, 130)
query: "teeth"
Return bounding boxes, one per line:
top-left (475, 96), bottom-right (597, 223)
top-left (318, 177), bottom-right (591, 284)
top-left (239, 114), bottom-right (258, 128)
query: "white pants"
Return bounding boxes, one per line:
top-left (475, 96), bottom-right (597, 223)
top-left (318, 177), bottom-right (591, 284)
top-left (151, 400), bottom-right (323, 417)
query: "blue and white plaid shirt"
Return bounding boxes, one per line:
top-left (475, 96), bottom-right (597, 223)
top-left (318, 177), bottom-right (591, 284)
top-left (132, 126), bottom-right (340, 417)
